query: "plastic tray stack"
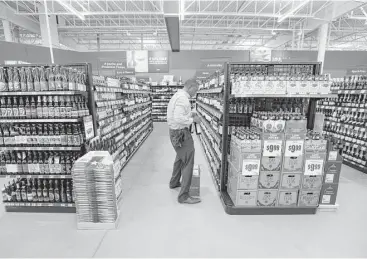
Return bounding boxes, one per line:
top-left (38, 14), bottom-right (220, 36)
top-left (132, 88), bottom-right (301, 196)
top-left (72, 151), bottom-right (119, 229)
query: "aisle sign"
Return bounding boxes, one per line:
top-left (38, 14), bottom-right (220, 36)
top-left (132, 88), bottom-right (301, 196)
top-left (346, 68), bottom-right (367, 76)
top-left (148, 50), bottom-right (169, 73)
top-left (99, 61), bottom-right (126, 70)
top-left (116, 68), bottom-right (135, 76)
top-left (263, 140), bottom-right (283, 157)
top-left (304, 160), bottom-right (324, 175)
top-left (285, 140), bottom-right (304, 157)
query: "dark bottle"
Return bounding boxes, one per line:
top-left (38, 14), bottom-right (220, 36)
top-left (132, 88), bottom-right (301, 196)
top-left (20, 67), bottom-right (27, 92)
top-left (21, 180), bottom-right (27, 202)
top-left (22, 151), bottom-right (28, 174)
top-left (37, 179), bottom-right (43, 202)
top-left (13, 68), bottom-right (21, 91)
top-left (60, 180), bottom-right (67, 203)
top-left (25, 97), bottom-right (31, 119)
top-left (12, 97), bottom-right (19, 119)
top-left (54, 180), bottom-right (60, 202)
top-left (32, 179), bottom-right (38, 202)
top-left (48, 67), bottom-right (56, 91)
top-left (33, 67), bottom-right (41, 92)
top-left (30, 97), bottom-right (37, 118)
top-left (66, 180), bottom-right (72, 203)
top-left (49, 180), bottom-right (55, 202)
top-left (42, 96), bottom-right (48, 119)
top-left (6, 97), bottom-right (13, 119)
top-left (26, 179), bottom-right (33, 202)
top-left (13, 181), bottom-right (19, 202)
top-left (18, 97), bottom-right (26, 118)
top-left (36, 96), bottom-right (43, 119)
top-left (26, 67), bottom-right (34, 91)
top-left (42, 179), bottom-right (49, 202)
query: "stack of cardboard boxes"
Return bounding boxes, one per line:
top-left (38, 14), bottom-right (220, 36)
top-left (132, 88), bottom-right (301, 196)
top-left (319, 143), bottom-right (343, 205)
top-left (227, 116), bottom-right (338, 208)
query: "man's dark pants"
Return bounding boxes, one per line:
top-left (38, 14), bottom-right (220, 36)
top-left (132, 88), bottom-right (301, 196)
top-left (169, 128), bottom-right (195, 202)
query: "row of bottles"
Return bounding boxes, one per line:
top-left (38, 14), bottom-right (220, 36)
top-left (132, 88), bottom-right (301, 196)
top-left (230, 98), bottom-right (307, 114)
top-left (0, 123), bottom-right (84, 146)
top-left (0, 96), bottom-right (89, 119)
top-left (323, 124), bottom-right (366, 143)
top-left (0, 151), bottom-right (81, 175)
top-left (2, 178), bottom-right (74, 203)
top-left (0, 66), bottom-right (87, 92)
top-left (332, 76), bottom-right (367, 91)
top-left (230, 64), bottom-right (316, 76)
top-left (318, 95), bottom-right (367, 108)
top-left (341, 146), bottom-right (367, 166)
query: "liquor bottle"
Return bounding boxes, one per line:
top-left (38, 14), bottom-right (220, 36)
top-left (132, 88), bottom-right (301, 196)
top-left (65, 96), bottom-right (72, 118)
top-left (15, 181), bottom-right (21, 202)
top-left (48, 67), bottom-right (56, 91)
top-left (0, 67), bottom-right (8, 92)
top-left (54, 180), bottom-right (60, 202)
top-left (49, 180), bottom-right (55, 202)
top-left (60, 180), bottom-right (66, 203)
top-left (7, 68), bottom-right (14, 91)
top-left (54, 96), bottom-right (60, 118)
top-left (40, 67), bottom-right (48, 91)
top-left (32, 179), bottom-right (38, 202)
top-left (17, 97), bottom-right (25, 118)
top-left (21, 180), bottom-right (27, 202)
top-left (36, 96), bottom-right (43, 118)
top-left (26, 179), bottom-right (33, 202)
top-left (12, 97), bottom-right (19, 119)
top-left (26, 67), bottom-right (34, 91)
top-left (13, 68), bottom-right (21, 92)
top-left (37, 179), bottom-right (43, 202)
top-left (24, 97), bottom-right (31, 119)
top-left (33, 67), bottom-right (41, 92)
top-left (54, 66), bottom-right (62, 91)
top-left (61, 67), bottom-right (69, 90)
top-left (16, 151), bottom-right (23, 174)
top-left (6, 97), bottom-right (13, 119)
top-left (66, 180), bottom-right (72, 203)
top-left (42, 179), bottom-right (49, 202)
top-left (30, 96), bottom-right (37, 118)
top-left (20, 67), bottom-right (27, 92)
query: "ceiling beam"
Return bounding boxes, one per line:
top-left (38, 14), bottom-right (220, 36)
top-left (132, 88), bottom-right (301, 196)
top-left (0, 2), bottom-right (41, 34)
top-left (265, 1), bottom-right (367, 48)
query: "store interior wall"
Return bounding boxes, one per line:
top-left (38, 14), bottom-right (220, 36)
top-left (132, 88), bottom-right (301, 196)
top-left (1, 41), bottom-right (367, 79)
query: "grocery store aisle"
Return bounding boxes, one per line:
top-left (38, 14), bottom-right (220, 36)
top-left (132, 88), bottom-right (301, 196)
top-left (0, 123), bottom-right (366, 257)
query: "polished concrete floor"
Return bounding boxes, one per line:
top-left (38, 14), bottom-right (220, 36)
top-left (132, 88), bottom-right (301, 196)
top-left (0, 122), bottom-right (366, 258)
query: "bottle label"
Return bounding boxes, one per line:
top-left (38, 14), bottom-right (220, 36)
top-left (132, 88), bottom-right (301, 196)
top-left (12, 108), bottom-right (19, 118)
top-left (1, 108), bottom-right (6, 117)
top-left (27, 193), bottom-right (33, 202)
top-left (49, 192), bottom-right (55, 202)
top-left (40, 81), bottom-right (47, 91)
top-left (34, 81), bottom-right (41, 92)
top-left (49, 107), bottom-right (55, 118)
top-left (14, 82), bottom-right (20, 91)
top-left (54, 107), bottom-right (60, 118)
top-left (69, 82), bottom-right (75, 91)
top-left (43, 107), bottom-right (48, 118)
top-left (21, 82), bottom-right (27, 92)
top-left (19, 107), bottom-right (26, 118)
top-left (54, 193), bottom-right (60, 202)
top-left (0, 82), bottom-right (6, 91)
top-left (6, 108), bottom-right (12, 117)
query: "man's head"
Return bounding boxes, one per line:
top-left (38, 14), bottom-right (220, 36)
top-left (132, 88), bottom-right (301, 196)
top-left (183, 79), bottom-right (199, 97)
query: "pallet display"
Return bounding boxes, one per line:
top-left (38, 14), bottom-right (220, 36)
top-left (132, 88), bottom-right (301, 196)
top-left (91, 76), bottom-right (153, 202)
top-left (151, 85), bottom-right (183, 122)
top-left (197, 62), bottom-right (340, 215)
top-left (0, 63), bottom-right (96, 213)
top-left (316, 77), bottom-right (367, 173)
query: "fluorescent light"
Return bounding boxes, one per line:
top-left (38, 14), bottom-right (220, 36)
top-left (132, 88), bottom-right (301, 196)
top-left (56, 0), bottom-right (85, 20)
top-left (180, 0), bottom-right (185, 21)
top-left (278, 0), bottom-right (310, 23)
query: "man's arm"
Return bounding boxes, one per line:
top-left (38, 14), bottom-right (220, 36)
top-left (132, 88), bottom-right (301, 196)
top-left (173, 96), bottom-right (193, 127)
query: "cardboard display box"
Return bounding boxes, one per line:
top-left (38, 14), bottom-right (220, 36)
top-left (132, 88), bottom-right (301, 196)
top-left (319, 183), bottom-right (339, 205)
top-left (228, 173), bottom-right (259, 191)
top-left (229, 144), bottom-right (261, 174)
top-left (284, 134), bottom-right (306, 157)
top-left (189, 165), bottom-right (200, 197)
top-left (262, 133), bottom-right (285, 157)
top-left (282, 156), bottom-right (304, 172)
top-left (230, 190), bottom-right (257, 206)
top-left (280, 172), bottom-right (302, 189)
top-left (261, 156), bottom-right (282, 172)
top-left (301, 175), bottom-right (323, 190)
top-left (257, 189), bottom-right (278, 206)
top-left (298, 190), bottom-right (320, 207)
top-left (258, 171), bottom-right (280, 189)
top-left (278, 190), bottom-right (299, 207)
top-left (305, 139), bottom-right (327, 153)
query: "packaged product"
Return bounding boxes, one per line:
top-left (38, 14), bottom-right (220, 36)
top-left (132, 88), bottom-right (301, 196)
top-left (68, 68), bottom-right (76, 90)
top-left (13, 68), bottom-right (21, 91)
top-left (39, 66), bottom-right (48, 91)
top-left (258, 171), bottom-right (280, 189)
top-left (48, 67), bottom-right (56, 91)
top-left (54, 65), bottom-right (62, 90)
top-left (298, 190), bottom-right (320, 206)
top-left (278, 190), bottom-right (298, 206)
top-left (61, 67), bottom-right (69, 90)
top-left (7, 67), bottom-right (14, 91)
top-left (257, 189), bottom-right (278, 206)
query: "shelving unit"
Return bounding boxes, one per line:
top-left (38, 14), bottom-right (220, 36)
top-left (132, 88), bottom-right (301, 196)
top-left (317, 77), bottom-right (367, 173)
top-left (0, 63), bottom-right (96, 213)
top-left (151, 85), bottom-right (183, 122)
top-left (92, 76), bottom-right (153, 201)
top-left (198, 62), bottom-right (338, 215)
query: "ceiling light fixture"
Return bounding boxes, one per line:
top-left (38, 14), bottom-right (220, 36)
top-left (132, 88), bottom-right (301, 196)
top-left (56, 0), bottom-right (85, 20)
top-left (180, 0), bottom-right (185, 21)
top-left (271, 30), bottom-right (276, 35)
top-left (278, 0), bottom-right (310, 23)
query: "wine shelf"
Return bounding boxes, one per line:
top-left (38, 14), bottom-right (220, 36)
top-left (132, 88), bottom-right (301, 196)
top-left (0, 91), bottom-right (86, 96)
top-left (0, 174), bottom-right (73, 179)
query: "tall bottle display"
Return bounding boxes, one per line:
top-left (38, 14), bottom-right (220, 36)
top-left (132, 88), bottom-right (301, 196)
top-left (0, 63), bottom-right (95, 213)
top-left (151, 84), bottom-right (183, 122)
top-left (316, 76), bottom-right (367, 173)
top-left (197, 62), bottom-right (339, 215)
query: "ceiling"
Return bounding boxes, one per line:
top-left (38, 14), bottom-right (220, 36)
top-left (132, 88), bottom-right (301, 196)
top-left (1, 0), bottom-right (367, 51)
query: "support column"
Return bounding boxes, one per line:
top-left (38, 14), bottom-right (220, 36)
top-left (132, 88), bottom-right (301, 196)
top-left (38, 3), bottom-right (60, 47)
top-left (2, 20), bottom-right (13, 42)
top-left (97, 34), bottom-right (100, 52)
top-left (13, 26), bottom-right (20, 43)
top-left (317, 23), bottom-right (329, 74)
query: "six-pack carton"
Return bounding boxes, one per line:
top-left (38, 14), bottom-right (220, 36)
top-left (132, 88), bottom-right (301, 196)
top-left (189, 165), bottom-right (201, 197)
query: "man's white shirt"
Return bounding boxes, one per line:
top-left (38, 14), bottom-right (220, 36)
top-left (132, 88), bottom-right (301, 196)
top-left (167, 89), bottom-right (193, 130)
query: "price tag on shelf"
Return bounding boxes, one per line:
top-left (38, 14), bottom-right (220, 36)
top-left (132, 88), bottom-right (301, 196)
top-left (285, 140), bottom-right (304, 157)
top-left (263, 140), bottom-right (282, 157)
top-left (304, 160), bottom-right (324, 175)
top-left (242, 160), bottom-right (260, 175)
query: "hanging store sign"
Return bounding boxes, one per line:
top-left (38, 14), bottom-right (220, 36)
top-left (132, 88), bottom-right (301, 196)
top-left (148, 50), bottom-right (169, 73)
top-left (250, 48), bottom-right (272, 62)
top-left (200, 61), bottom-right (224, 70)
top-left (99, 61), bottom-right (126, 70)
top-left (346, 68), bottom-right (367, 75)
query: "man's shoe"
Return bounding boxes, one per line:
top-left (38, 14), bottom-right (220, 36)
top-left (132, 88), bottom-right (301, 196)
top-left (169, 183), bottom-right (181, 189)
top-left (179, 196), bottom-right (201, 204)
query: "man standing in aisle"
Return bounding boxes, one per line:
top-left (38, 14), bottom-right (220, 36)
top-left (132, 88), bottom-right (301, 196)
top-left (167, 79), bottom-right (201, 204)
